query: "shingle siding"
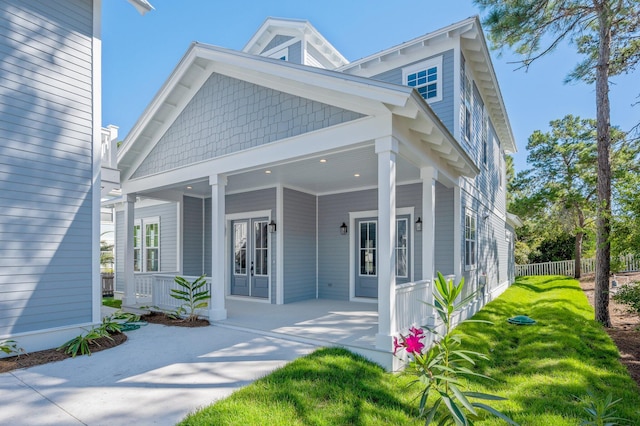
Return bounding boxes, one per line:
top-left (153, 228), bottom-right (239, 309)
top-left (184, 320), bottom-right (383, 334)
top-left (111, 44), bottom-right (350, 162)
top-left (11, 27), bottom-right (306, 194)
top-left (0, 0), bottom-right (95, 337)
top-left (131, 73), bottom-right (364, 179)
top-left (288, 41), bottom-right (302, 64)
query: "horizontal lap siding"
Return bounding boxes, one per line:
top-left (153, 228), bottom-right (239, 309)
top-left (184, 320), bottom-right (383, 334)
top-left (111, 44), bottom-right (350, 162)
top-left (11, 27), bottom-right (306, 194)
top-left (115, 202), bottom-right (178, 292)
top-left (434, 183), bottom-right (454, 276)
top-left (0, 0), bottom-right (94, 336)
top-left (317, 184), bottom-right (422, 300)
top-left (283, 189), bottom-right (316, 303)
top-left (287, 41), bottom-right (302, 64)
top-left (371, 49), bottom-right (454, 133)
top-left (183, 196), bottom-right (204, 276)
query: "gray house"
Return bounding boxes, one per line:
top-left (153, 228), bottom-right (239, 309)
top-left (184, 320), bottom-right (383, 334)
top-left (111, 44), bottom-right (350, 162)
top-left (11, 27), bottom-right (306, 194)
top-left (115, 17), bottom-right (518, 369)
top-left (0, 0), bottom-right (152, 354)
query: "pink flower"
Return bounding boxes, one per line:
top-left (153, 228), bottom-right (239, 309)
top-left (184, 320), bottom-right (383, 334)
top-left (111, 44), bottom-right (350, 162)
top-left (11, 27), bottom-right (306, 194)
top-left (393, 336), bottom-right (403, 355)
top-left (409, 326), bottom-right (425, 337)
top-left (405, 334), bottom-right (425, 354)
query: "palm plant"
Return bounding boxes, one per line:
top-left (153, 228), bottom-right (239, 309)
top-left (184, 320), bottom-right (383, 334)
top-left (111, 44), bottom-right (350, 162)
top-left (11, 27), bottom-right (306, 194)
top-left (170, 275), bottom-right (210, 322)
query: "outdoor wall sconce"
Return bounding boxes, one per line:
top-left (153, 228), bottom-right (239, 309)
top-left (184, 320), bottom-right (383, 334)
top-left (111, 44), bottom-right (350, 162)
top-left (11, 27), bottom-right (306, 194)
top-left (340, 222), bottom-right (348, 235)
top-left (415, 217), bottom-right (423, 232)
top-left (268, 220), bottom-right (277, 233)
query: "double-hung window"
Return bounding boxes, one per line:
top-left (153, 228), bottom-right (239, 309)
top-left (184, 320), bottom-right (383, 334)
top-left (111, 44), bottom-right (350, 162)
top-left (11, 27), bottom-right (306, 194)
top-left (464, 210), bottom-right (476, 270)
top-left (461, 54), bottom-right (472, 143)
top-left (482, 106), bottom-right (489, 167)
top-left (403, 57), bottom-right (442, 103)
top-left (134, 217), bottom-right (160, 273)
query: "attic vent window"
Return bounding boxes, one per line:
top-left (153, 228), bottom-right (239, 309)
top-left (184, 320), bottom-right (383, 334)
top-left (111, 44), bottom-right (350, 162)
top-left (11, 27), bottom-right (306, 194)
top-left (403, 56), bottom-right (442, 103)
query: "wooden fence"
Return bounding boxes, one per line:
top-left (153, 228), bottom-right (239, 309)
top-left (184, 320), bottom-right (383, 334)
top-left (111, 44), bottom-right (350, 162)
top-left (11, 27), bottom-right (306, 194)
top-left (516, 254), bottom-right (640, 277)
top-left (101, 273), bottom-right (114, 297)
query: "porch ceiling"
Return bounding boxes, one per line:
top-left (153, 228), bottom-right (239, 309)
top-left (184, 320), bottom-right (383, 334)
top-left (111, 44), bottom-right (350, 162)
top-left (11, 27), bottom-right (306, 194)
top-left (158, 145), bottom-right (420, 198)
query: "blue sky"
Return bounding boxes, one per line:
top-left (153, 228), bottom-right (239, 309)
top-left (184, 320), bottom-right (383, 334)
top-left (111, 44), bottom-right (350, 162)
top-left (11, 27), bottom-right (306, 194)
top-left (102, 0), bottom-right (638, 173)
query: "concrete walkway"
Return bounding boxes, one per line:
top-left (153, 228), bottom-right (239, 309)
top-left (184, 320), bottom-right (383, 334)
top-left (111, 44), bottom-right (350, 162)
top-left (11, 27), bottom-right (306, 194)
top-left (0, 322), bottom-right (315, 425)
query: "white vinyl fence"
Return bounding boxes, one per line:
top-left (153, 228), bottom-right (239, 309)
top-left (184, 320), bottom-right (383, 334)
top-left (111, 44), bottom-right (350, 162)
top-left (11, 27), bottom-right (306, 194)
top-left (516, 254), bottom-right (640, 277)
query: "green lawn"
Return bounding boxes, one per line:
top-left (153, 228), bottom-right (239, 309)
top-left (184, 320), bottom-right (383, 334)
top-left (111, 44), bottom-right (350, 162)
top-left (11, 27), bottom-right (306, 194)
top-left (102, 297), bottom-right (122, 309)
top-left (179, 276), bottom-right (640, 425)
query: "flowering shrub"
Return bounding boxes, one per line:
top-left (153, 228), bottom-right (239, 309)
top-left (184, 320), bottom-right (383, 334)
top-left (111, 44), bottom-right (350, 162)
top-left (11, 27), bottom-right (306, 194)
top-left (394, 272), bottom-right (518, 425)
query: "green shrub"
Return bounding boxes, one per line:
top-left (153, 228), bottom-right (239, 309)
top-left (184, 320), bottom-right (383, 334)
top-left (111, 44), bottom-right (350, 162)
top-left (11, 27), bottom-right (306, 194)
top-left (0, 339), bottom-right (25, 357)
top-left (612, 282), bottom-right (640, 316)
top-left (58, 327), bottom-right (112, 358)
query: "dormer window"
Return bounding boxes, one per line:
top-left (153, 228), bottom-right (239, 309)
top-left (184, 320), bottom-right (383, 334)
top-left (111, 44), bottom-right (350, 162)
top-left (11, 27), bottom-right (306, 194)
top-left (270, 47), bottom-right (288, 61)
top-left (402, 57), bottom-right (442, 103)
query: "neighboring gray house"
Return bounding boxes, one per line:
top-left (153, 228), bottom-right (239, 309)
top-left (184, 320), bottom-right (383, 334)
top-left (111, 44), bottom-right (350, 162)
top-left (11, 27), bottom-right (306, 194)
top-left (0, 0), bottom-right (152, 354)
top-left (115, 17), bottom-right (517, 369)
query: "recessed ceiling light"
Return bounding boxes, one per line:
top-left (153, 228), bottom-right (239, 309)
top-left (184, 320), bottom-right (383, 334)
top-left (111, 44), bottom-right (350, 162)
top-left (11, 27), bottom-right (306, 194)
top-left (265, 170), bottom-right (272, 174)
top-left (354, 173), bottom-right (360, 177)
top-left (186, 186), bottom-right (193, 190)
top-left (319, 159), bottom-right (327, 163)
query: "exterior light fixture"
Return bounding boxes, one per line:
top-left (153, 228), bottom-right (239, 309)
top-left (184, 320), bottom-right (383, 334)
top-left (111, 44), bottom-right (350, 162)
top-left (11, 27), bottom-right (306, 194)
top-left (265, 170), bottom-right (272, 174)
top-left (268, 220), bottom-right (277, 233)
top-left (186, 186), bottom-right (192, 190)
top-left (340, 222), bottom-right (348, 235)
top-left (415, 217), bottom-right (423, 232)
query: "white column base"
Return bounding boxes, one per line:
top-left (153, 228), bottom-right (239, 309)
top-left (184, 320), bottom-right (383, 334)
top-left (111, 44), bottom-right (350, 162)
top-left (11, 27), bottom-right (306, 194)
top-left (208, 308), bottom-right (227, 321)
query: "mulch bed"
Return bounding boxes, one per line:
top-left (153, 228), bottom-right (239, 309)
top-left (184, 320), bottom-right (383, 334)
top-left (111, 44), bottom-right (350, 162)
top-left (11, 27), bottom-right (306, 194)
top-left (0, 332), bottom-right (127, 374)
top-left (579, 272), bottom-right (640, 387)
top-left (140, 311), bottom-right (210, 327)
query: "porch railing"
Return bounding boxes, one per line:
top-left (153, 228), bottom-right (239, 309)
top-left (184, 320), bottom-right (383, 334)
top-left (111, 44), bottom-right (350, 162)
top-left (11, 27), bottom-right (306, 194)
top-left (134, 273), bottom-right (159, 298)
top-left (395, 280), bottom-right (432, 333)
top-left (150, 274), bottom-right (212, 314)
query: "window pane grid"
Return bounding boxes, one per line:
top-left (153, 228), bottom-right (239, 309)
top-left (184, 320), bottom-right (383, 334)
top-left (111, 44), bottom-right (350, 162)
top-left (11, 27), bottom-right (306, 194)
top-left (254, 221), bottom-right (268, 276)
top-left (465, 211), bottom-right (477, 268)
top-left (407, 66), bottom-right (438, 100)
top-left (359, 221), bottom-right (377, 276)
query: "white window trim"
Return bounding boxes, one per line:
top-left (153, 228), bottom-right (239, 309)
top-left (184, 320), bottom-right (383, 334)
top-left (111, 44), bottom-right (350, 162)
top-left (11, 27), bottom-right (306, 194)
top-left (482, 106), bottom-right (489, 168)
top-left (403, 56), bottom-right (443, 103)
top-left (348, 207), bottom-right (415, 302)
top-left (464, 209), bottom-right (477, 271)
top-left (135, 216), bottom-right (160, 273)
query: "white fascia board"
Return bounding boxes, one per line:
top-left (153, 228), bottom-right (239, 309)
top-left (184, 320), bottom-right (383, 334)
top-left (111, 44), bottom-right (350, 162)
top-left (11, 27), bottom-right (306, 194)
top-left (409, 92), bottom-right (478, 176)
top-left (243, 17), bottom-right (309, 53)
top-left (126, 0), bottom-right (154, 15)
top-left (118, 43), bottom-right (200, 162)
top-left (120, 44), bottom-right (409, 182)
top-left (196, 45), bottom-right (410, 107)
top-left (121, 115), bottom-right (390, 195)
top-left (338, 16), bottom-right (476, 73)
top-left (473, 19), bottom-right (517, 154)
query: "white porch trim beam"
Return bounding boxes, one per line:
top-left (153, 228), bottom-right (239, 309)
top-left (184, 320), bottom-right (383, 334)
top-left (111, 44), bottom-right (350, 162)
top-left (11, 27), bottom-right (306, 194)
top-left (122, 116), bottom-right (389, 195)
top-left (209, 174), bottom-right (228, 320)
top-left (375, 136), bottom-right (398, 351)
top-left (122, 194), bottom-right (136, 306)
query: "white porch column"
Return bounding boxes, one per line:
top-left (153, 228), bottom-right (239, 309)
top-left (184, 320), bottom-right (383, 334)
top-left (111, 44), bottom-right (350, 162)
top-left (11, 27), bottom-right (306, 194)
top-left (122, 194), bottom-right (136, 306)
top-left (375, 136), bottom-right (398, 351)
top-left (209, 174), bottom-right (227, 320)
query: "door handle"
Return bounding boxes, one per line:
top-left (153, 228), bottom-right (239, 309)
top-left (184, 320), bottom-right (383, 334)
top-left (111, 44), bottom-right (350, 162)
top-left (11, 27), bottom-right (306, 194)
top-left (250, 261), bottom-right (254, 276)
